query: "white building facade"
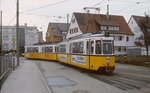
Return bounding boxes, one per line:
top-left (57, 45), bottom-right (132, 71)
top-left (66, 13), bottom-right (134, 55)
top-left (128, 15), bottom-right (150, 55)
top-left (2, 25), bottom-right (38, 51)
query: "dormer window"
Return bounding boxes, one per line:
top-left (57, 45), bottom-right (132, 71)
top-left (108, 26), bottom-right (120, 31)
top-left (100, 25), bottom-right (120, 31)
top-left (100, 25), bottom-right (107, 30)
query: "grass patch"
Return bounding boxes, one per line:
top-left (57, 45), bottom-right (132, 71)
top-left (115, 56), bottom-right (150, 67)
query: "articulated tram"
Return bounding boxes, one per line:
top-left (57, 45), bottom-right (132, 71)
top-left (25, 34), bottom-right (115, 73)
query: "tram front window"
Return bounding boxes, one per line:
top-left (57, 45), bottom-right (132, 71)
top-left (96, 40), bottom-right (101, 54)
top-left (103, 42), bottom-right (113, 54)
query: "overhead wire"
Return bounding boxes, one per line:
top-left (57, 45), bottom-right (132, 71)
top-left (22, 13), bottom-right (66, 19)
top-left (22, 0), bottom-right (71, 13)
top-left (7, 15), bottom-right (16, 26)
top-left (7, 0), bottom-right (70, 26)
top-left (7, 0), bottom-right (150, 26)
top-left (111, 0), bottom-right (150, 14)
top-left (92, 0), bottom-right (107, 7)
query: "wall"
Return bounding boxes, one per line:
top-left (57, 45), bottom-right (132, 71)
top-left (128, 17), bottom-right (144, 45)
top-left (66, 14), bottom-right (83, 39)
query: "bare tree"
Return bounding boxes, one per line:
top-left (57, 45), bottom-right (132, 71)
top-left (139, 16), bottom-right (150, 61)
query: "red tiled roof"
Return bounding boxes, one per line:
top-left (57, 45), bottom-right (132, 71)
top-left (74, 12), bottom-right (134, 35)
top-left (132, 15), bottom-right (150, 28)
top-left (134, 42), bottom-right (143, 46)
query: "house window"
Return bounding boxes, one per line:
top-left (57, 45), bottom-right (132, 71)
top-left (124, 47), bottom-right (126, 52)
top-left (70, 29), bottom-right (71, 34)
top-left (12, 35), bottom-right (15, 38)
top-left (72, 18), bottom-right (75, 23)
top-left (108, 26), bottom-right (120, 31)
top-left (115, 47), bottom-right (118, 51)
top-left (12, 28), bottom-right (16, 33)
top-left (118, 47), bottom-right (121, 52)
top-left (100, 25), bottom-right (107, 30)
top-left (27, 29), bottom-right (33, 32)
top-left (118, 36), bottom-right (122, 41)
top-left (3, 43), bottom-right (9, 48)
top-left (3, 29), bottom-right (9, 33)
top-left (126, 36), bottom-right (129, 41)
top-left (70, 29), bottom-right (73, 34)
top-left (3, 35), bottom-right (9, 39)
top-left (131, 21), bottom-right (133, 24)
top-left (29, 35), bottom-right (34, 40)
top-left (74, 28), bottom-right (78, 33)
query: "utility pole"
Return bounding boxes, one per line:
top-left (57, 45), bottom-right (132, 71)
top-left (16, 0), bottom-right (19, 66)
top-left (0, 0), bottom-right (2, 56)
top-left (0, 11), bottom-right (2, 56)
top-left (67, 14), bottom-right (69, 30)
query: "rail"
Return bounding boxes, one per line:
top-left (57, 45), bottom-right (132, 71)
top-left (0, 55), bottom-right (13, 80)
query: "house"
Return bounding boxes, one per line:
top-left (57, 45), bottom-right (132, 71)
top-left (128, 15), bottom-right (150, 46)
top-left (66, 12), bottom-right (134, 55)
top-left (2, 24), bottom-right (38, 53)
top-left (45, 22), bottom-right (69, 43)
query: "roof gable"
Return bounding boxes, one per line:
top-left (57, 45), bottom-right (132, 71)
top-left (73, 12), bottom-right (134, 35)
top-left (47, 22), bottom-right (69, 36)
top-left (132, 15), bottom-right (150, 28)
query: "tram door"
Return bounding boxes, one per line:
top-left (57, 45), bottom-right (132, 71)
top-left (86, 40), bottom-right (94, 69)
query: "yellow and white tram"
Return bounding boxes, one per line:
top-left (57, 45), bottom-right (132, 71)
top-left (25, 34), bottom-right (115, 73)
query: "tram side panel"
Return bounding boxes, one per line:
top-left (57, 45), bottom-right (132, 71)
top-left (69, 54), bottom-right (90, 69)
top-left (57, 53), bottom-right (68, 63)
top-left (89, 56), bottom-right (115, 71)
top-left (44, 53), bottom-right (57, 61)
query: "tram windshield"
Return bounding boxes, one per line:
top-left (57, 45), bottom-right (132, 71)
top-left (103, 42), bottom-right (113, 54)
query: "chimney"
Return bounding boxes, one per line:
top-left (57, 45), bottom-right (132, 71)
top-left (106, 5), bottom-right (109, 21)
top-left (24, 23), bottom-right (27, 27)
top-left (145, 12), bottom-right (149, 23)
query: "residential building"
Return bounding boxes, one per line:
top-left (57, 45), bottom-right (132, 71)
top-left (128, 15), bottom-right (150, 46)
top-left (128, 15), bottom-right (150, 55)
top-left (37, 31), bottom-right (44, 43)
top-left (45, 22), bottom-right (69, 43)
top-left (2, 25), bottom-right (38, 52)
top-left (66, 12), bottom-right (134, 55)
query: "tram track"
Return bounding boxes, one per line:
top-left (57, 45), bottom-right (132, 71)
top-left (88, 73), bottom-right (150, 92)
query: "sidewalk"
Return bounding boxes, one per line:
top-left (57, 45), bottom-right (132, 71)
top-left (1, 58), bottom-right (50, 93)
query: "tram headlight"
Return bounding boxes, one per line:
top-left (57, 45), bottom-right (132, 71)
top-left (106, 56), bottom-right (110, 60)
top-left (106, 60), bottom-right (110, 64)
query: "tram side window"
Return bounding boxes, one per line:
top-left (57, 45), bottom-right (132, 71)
top-left (86, 41), bottom-right (89, 54)
top-left (55, 46), bottom-right (59, 53)
top-left (96, 40), bottom-right (101, 54)
top-left (59, 44), bottom-right (66, 53)
top-left (72, 41), bottom-right (84, 54)
top-left (34, 47), bottom-right (39, 53)
top-left (42, 47), bottom-right (45, 53)
top-left (27, 47), bottom-right (31, 53)
top-left (86, 41), bottom-right (94, 54)
top-left (69, 43), bottom-right (73, 53)
top-left (46, 46), bottom-right (53, 53)
top-left (91, 41), bottom-right (94, 54)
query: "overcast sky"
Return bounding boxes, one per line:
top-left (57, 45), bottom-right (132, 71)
top-left (1, 0), bottom-right (150, 40)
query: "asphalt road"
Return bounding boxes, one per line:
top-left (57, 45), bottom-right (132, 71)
top-left (31, 59), bottom-right (150, 93)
